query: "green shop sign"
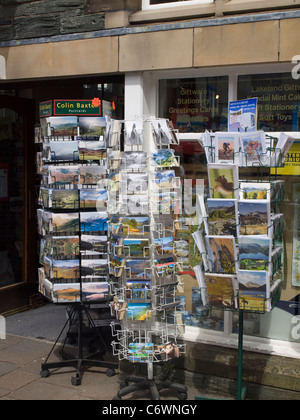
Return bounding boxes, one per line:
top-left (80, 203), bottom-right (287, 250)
top-left (53, 99), bottom-right (102, 116)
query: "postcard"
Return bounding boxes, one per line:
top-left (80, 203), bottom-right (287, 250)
top-left (112, 297), bottom-right (127, 321)
top-left (47, 117), bottom-right (78, 137)
top-left (49, 140), bottom-right (79, 161)
top-left (78, 140), bottom-right (106, 161)
top-left (214, 132), bottom-right (240, 164)
top-left (80, 211), bottom-right (108, 233)
top-left (80, 235), bottom-right (107, 255)
top-left (123, 239), bottom-right (149, 257)
top-left (152, 170), bottom-right (176, 190)
top-left (175, 238), bottom-right (189, 258)
top-left (125, 172), bottom-right (148, 195)
top-left (81, 282), bottom-right (109, 302)
top-left (78, 117), bottom-right (106, 138)
top-left (128, 343), bottom-right (154, 363)
top-left (206, 199), bottom-right (239, 237)
top-left (152, 149), bottom-right (178, 167)
top-left (110, 235), bottom-right (124, 256)
top-left (126, 280), bottom-right (151, 301)
top-left (52, 212), bottom-right (80, 234)
top-left (107, 172), bottom-right (120, 193)
top-left (239, 182), bottom-right (271, 201)
top-left (128, 303), bottom-right (152, 321)
top-left (239, 200), bottom-right (271, 236)
top-left (239, 131), bottom-right (266, 166)
top-left (81, 259), bottom-right (107, 278)
top-left (151, 119), bottom-right (172, 145)
top-left (52, 283), bottom-right (81, 304)
top-left (52, 259), bottom-right (80, 281)
top-left (48, 165), bottom-right (79, 187)
top-left (196, 193), bottom-right (208, 228)
top-left (207, 164), bottom-right (239, 199)
top-left (122, 216), bottom-right (150, 236)
top-left (274, 132), bottom-right (295, 165)
top-left (152, 191), bottom-right (178, 214)
top-left (157, 340), bottom-right (180, 361)
top-left (154, 236), bottom-right (174, 255)
top-left (122, 151), bottom-right (148, 170)
top-left (80, 189), bottom-right (107, 209)
top-left (126, 194), bottom-right (149, 215)
top-left (154, 257), bottom-right (177, 276)
top-left (238, 236), bottom-right (272, 271)
top-left (109, 256), bottom-right (125, 277)
top-left (204, 273), bottom-right (237, 309)
top-left (52, 236), bottom-right (79, 259)
top-left (238, 270), bottom-right (270, 312)
top-left (192, 229), bottom-right (210, 272)
top-left (124, 120), bottom-right (143, 146)
top-left (51, 189), bottom-right (79, 210)
top-left (205, 235), bottom-right (238, 274)
top-left (125, 259), bottom-right (151, 279)
top-left (79, 165), bottom-right (106, 186)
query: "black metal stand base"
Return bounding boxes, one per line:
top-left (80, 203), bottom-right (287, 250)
top-left (40, 303), bottom-right (118, 386)
top-left (113, 376), bottom-right (188, 400)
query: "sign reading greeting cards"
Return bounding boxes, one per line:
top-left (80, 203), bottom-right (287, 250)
top-left (228, 98), bottom-right (258, 132)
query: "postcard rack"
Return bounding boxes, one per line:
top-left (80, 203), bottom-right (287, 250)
top-left (107, 118), bottom-right (187, 400)
top-left (193, 139), bottom-right (287, 399)
top-left (36, 115), bottom-right (118, 385)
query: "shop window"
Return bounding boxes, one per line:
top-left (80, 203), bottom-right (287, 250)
top-left (159, 76), bottom-right (228, 134)
top-left (238, 73), bottom-right (300, 132)
top-left (143, 0), bottom-right (213, 9)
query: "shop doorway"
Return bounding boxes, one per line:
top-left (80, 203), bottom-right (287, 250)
top-left (0, 95), bottom-right (36, 314)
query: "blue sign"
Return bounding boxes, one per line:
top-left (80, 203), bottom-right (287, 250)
top-left (228, 98), bottom-right (258, 132)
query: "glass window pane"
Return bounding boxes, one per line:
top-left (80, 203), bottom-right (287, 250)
top-left (159, 76), bottom-right (229, 133)
top-left (238, 73), bottom-right (300, 132)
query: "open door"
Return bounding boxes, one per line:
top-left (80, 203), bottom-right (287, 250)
top-left (0, 95), bottom-right (37, 314)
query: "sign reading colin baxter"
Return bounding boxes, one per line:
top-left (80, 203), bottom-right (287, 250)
top-left (54, 99), bottom-right (102, 116)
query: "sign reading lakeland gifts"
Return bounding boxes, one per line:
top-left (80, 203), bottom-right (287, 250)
top-left (40, 99), bottom-right (102, 117)
top-left (54, 99), bottom-right (102, 116)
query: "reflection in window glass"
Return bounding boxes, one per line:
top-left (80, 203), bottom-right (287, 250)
top-left (238, 73), bottom-right (300, 132)
top-left (159, 77), bottom-right (229, 133)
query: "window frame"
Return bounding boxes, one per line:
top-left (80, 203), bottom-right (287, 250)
top-left (142, 62), bottom-right (300, 358)
top-left (142, 0), bottom-right (214, 10)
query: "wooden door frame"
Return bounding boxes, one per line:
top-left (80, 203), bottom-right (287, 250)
top-left (0, 95), bottom-right (37, 314)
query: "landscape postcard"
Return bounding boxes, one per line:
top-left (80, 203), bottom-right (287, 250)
top-left (122, 216), bottom-right (150, 236)
top-left (128, 343), bottom-right (154, 363)
top-left (238, 270), bottom-right (269, 312)
top-left (52, 259), bottom-right (80, 281)
top-left (47, 117), bottom-right (78, 136)
top-left (80, 211), bottom-right (108, 232)
top-left (51, 189), bottom-right (79, 210)
top-left (204, 273), bottom-right (237, 309)
top-left (52, 212), bottom-right (80, 234)
top-left (128, 303), bottom-right (152, 321)
top-left (205, 235), bottom-right (238, 274)
top-left (52, 236), bottom-right (80, 259)
top-left (151, 119), bottom-right (172, 145)
top-left (125, 259), bottom-right (151, 279)
top-left (80, 234), bottom-right (107, 255)
top-left (78, 117), bottom-right (106, 137)
top-left (239, 200), bottom-right (271, 236)
top-left (206, 199), bottom-right (239, 237)
top-left (126, 280), bottom-right (151, 301)
top-left (123, 151), bottom-right (148, 170)
top-left (239, 182), bottom-right (270, 201)
top-left (49, 140), bottom-right (79, 161)
top-left (80, 189), bottom-right (107, 209)
top-left (208, 164), bottom-right (239, 199)
top-left (124, 120), bottom-right (143, 146)
top-left (125, 173), bottom-right (148, 195)
top-left (152, 149), bottom-right (177, 167)
top-left (154, 236), bottom-right (174, 255)
top-left (126, 194), bottom-right (149, 215)
top-left (123, 239), bottom-right (150, 257)
top-left (153, 170), bottom-right (175, 189)
top-left (49, 165), bottom-right (79, 186)
top-left (79, 165), bottom-right (106, 186)
top-left (78, 141), bottom-right (107, 161)
top-left (238, 236), bottom-right (272, 271)
top-left (52, 283), bottom-right (81, 303)
top-left (81, 282), bottom-right (109, 302)
top-left (81, 259), bottom-right (108, 278)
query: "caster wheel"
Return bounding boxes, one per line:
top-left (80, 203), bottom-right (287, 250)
top-left (71, 376), bottom-right (81, 386)
top-left (178, 392), bottom-right (187, 400)
top-left (40, 369), bottom-right (50, 378)
top-left (106, 368), bottom-right (115, 377)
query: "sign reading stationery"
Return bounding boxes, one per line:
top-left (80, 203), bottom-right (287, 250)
top-left (40, 99), bottom-right (102, 117)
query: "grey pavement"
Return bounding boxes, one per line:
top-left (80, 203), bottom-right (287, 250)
top-left (0, 303), bottom-right (200, 401)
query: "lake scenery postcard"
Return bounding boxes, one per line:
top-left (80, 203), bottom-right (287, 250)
top-left (239, 200), bottom-right (271, 236)
top-left (238, 236), bottom-right (272, 271)
top-left (238, 270), bottom-right (269, 312)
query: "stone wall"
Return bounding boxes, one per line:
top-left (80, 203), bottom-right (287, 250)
top-left (0, 0), bottom-right (142, 42)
